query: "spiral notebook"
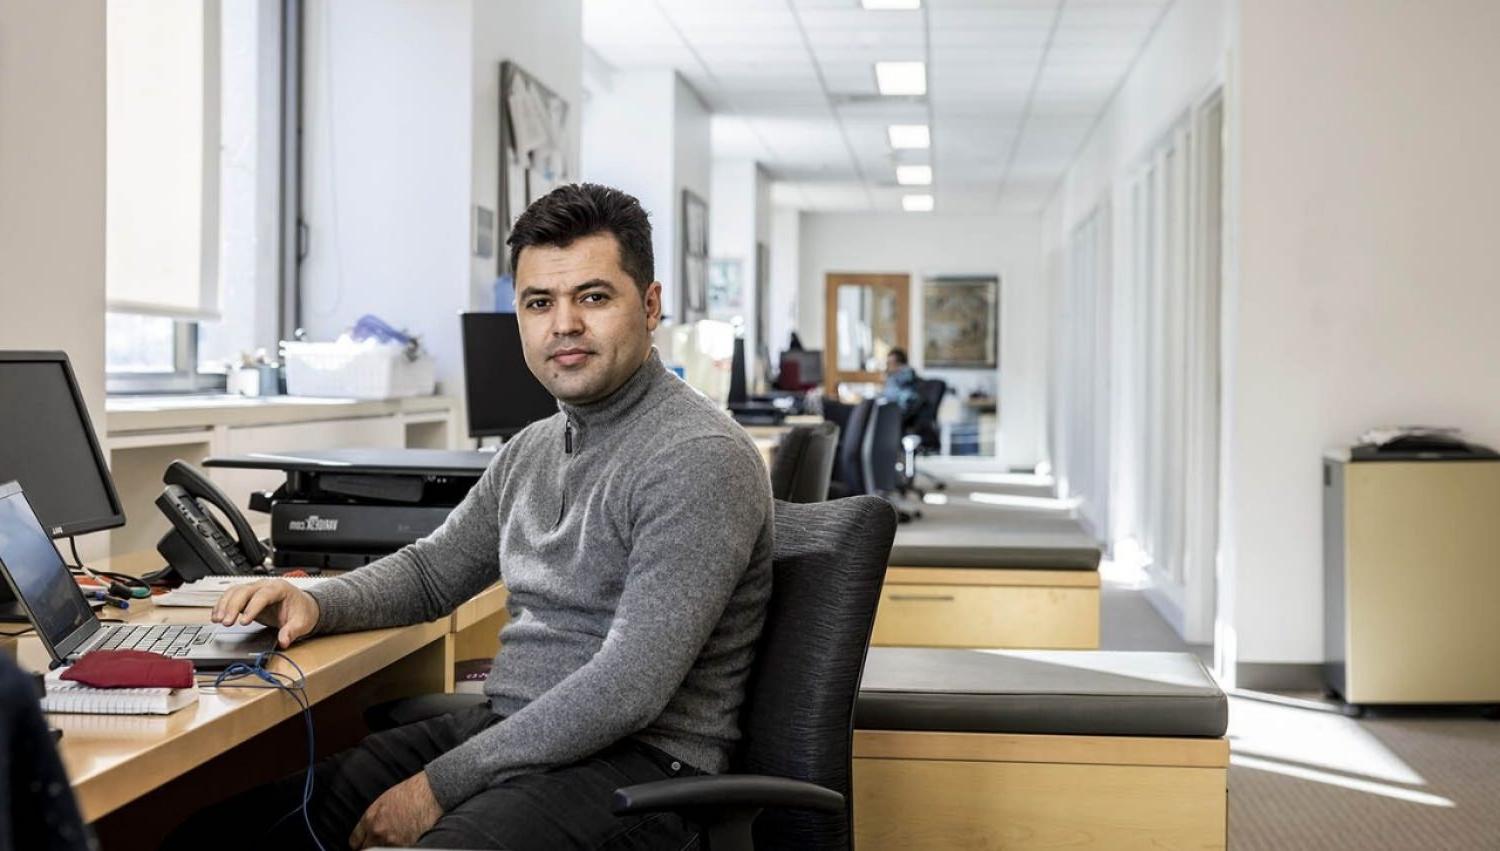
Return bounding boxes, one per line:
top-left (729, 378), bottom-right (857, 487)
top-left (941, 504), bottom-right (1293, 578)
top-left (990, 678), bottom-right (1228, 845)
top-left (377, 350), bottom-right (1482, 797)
top-left (41, 669), bottom-right (199, 716)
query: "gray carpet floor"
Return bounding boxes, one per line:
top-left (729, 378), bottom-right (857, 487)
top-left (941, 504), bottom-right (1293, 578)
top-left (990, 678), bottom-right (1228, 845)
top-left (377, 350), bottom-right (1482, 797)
top-left (894, 467), bottom-right (1500, 849)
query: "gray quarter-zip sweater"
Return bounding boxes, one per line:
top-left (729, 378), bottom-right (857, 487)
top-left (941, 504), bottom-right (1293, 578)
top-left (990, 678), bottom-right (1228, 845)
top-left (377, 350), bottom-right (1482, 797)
top-left (305, 350), bottom-right (774, 808)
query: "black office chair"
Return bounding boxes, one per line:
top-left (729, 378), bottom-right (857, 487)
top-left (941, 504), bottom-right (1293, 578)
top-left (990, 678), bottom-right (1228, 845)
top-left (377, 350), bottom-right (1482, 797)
top-left (0, 657), bottom-right (93, 851)
top-left (768, 423), bottom-right (840, 503)
top-left (901, 378), bottom-right (949, 497)
top-left (365, 499), bottom-right (897, 851)
top-left (863, 399), bottom-right (918, 523)
top-left (613, 496), bottom-right (896, 850)
top-left (827, 399), bottom-right (874, 500)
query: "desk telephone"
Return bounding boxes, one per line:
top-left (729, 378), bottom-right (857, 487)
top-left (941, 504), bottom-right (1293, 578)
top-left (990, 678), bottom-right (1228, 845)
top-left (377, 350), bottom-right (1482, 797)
top-left (155, 461), bottom-right (268, 581)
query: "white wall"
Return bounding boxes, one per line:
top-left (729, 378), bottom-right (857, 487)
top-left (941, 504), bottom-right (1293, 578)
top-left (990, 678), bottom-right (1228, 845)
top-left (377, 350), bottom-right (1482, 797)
top-left (769, 206), bottom-right (801, 359)
top-left (1225, 0), bottom-right (1500, 668)
top-left (302, 0), bottom-right (583, 400)
top-left (711, 159), bottom-right (772, 381)
top-left (301, 0), bottom-right (473, 393)
top-left (580, 69), bottom-right (712, 322)
top-left (0, 0), bottom-right (108, 555)
top-left (470, 0), bottom-right (583, 310)
top-left (797, 212), bottom-right (1045, 468)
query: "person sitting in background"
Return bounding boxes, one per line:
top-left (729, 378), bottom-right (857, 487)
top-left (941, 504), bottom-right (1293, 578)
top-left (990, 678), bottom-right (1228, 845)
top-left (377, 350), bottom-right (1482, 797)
top-left (883, 348), bottom-right (921, 417)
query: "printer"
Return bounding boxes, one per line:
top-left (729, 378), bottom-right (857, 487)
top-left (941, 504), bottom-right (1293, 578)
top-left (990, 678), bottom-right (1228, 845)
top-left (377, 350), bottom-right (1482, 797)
top-left (206, 449), bottom-right (492, 569)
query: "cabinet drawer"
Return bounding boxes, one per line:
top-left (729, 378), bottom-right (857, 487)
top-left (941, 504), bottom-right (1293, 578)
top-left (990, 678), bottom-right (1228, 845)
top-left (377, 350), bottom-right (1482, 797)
top-left (871, 583), bottom-right (1098, 649)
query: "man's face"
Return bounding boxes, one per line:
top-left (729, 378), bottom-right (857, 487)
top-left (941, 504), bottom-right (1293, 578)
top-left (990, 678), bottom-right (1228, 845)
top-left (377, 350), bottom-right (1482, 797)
top-left (887, 353), bottom-right (903, 375)
top-left (514, 232), bottom-right (662, 405)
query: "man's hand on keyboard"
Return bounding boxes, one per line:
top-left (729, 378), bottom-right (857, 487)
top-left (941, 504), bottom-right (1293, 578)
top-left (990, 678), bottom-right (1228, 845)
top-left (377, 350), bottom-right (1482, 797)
top-left (211, 579), bottom-right (320, 649)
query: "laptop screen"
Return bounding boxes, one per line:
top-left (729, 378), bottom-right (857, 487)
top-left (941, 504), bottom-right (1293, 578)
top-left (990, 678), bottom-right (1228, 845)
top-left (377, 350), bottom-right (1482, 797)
top-left (0, 483), bottom-right (96, 655)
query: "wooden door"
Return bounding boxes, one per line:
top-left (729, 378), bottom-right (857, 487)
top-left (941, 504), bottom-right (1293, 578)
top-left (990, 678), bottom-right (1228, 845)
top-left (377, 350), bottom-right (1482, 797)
top-left (824, 272), bottom-right (909, 395)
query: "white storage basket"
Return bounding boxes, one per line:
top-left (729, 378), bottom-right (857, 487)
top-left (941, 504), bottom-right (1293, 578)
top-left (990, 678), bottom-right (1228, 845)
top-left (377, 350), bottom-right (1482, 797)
top-left (282, 340), bottom-right (436, 399)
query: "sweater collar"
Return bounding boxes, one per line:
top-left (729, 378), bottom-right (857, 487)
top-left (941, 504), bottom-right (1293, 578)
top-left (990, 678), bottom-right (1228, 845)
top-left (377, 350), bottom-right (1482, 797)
top-left (558, 348), bottom-right (666, 428)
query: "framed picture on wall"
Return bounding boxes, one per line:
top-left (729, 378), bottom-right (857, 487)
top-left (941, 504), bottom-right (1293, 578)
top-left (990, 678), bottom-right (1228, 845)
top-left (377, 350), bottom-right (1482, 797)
top-left (499, 61), bottom-right (570, 273)
top-left (681, 190), bottom-right (709, 319)
top-left (922, 276), bottom-right (999, 368)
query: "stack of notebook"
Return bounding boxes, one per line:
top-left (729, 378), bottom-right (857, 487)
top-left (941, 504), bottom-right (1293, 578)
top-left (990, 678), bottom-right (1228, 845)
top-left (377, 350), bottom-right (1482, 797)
top-left (41, 668), bottom-right (199, 716)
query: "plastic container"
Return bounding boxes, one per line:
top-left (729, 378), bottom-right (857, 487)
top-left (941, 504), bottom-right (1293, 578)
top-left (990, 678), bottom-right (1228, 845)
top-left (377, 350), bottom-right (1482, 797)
top-left (281, 339), bottom-right (436, 399)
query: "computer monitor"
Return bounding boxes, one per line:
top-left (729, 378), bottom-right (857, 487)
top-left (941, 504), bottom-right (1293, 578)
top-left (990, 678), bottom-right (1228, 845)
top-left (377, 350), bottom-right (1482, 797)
top-left (777, 349), bottom-right (824, 391)
top-left (460, 312), bottom-right (559, 439)
top-left (0, 352), bottom-right (125, 538)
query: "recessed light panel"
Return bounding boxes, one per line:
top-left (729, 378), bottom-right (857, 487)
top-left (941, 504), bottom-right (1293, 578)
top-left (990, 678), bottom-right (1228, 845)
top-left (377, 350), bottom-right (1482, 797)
top-left (875, 61), bottom-right (926, 96)
top-left (862, 0), bottom-right (921, 9)
top-left (902, 194), bottom-right (934, 212)
top-left (888, 124), bottom-right (930, 149)
top-left (896, 165), bottom-right (932, 185)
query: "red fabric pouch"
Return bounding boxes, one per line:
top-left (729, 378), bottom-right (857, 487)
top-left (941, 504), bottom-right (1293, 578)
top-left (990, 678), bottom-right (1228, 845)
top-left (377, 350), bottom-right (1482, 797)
top-left (61, 649), bottom-right (195, 689)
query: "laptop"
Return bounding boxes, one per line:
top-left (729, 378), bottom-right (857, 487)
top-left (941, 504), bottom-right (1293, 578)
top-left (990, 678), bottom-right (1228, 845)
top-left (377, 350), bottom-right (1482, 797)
top-left (0, 481), bottom-right (279, 669)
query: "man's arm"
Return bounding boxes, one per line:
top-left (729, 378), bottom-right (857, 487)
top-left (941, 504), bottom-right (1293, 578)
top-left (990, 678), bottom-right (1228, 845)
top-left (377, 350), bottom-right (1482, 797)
top-left (302, 448), bottom-right (507, 635)
top-left (420, 435), bottom-right (770, 809)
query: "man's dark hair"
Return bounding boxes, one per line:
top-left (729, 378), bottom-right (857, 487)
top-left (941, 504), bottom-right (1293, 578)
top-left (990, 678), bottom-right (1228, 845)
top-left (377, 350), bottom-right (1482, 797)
top-left (507, 183), bottom-right (654, 294)
top-left (888, 347), bottom-right (909, 366)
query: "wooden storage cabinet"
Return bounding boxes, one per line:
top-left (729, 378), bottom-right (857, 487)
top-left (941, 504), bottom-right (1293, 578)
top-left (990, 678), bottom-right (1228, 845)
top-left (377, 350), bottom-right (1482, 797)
top-left (853, 731), bottom-right (1228, 850)
top-left (871, 567), bottom-right (1100, 650)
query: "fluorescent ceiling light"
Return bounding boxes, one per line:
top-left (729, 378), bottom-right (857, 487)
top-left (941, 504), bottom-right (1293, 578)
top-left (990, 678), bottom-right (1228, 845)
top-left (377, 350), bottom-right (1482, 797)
top-left (862, 0), bottom-right (921, 8)
top-left (896, 165), bottom-right (932, 186)
top-left (902, 194), bottom-right (934, 212)
top-left (875, 61), bottom-right (926, 96)
top-left (888, 124), bottom-right (930, 149)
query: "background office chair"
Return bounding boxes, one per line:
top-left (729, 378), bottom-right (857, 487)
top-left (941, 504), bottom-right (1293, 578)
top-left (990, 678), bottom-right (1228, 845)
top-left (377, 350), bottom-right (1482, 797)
top-left (613, 495), bottom-right (896, 850)
top-left (768, 422), bottom-right (840, 503)
top-left (1, 657), bottom-right (93, 851)
top-left (826, 398), bottom-right (874, 500)
top-left (862, 399), bottom-right (918, 522)
top-left (901, 378), bottom-right (949, 497)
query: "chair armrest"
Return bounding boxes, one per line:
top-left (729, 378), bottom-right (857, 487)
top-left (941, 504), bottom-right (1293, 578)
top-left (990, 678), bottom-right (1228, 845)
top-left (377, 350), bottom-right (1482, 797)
top-left (612, 774), bottom-right (845, 817)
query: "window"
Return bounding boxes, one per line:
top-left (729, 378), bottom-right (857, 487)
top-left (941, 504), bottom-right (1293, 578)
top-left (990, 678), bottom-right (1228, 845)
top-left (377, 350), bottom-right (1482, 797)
top-left (105, 0), bottom-right (290, 394)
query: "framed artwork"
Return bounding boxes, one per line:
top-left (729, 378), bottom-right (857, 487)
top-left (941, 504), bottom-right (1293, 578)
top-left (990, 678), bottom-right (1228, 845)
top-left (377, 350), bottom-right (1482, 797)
top-left (922, 276), bottom-right (999, 368)
top-left (499, 61), bottom-right (570, 273)
top-left (708, 258), bottom-right (744, 320)
top-left (681, 190), bottom-right (709, 320)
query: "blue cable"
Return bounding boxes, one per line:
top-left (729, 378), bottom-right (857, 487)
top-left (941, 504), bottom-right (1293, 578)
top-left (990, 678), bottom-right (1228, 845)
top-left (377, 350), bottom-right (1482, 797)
top-left (210, 651), bottom-right (326, 851)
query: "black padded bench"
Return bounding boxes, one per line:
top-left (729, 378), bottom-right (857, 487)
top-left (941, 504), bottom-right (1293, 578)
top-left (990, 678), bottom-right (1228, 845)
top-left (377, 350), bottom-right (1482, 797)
top-left (851, 647), bottom-right (1229, 849)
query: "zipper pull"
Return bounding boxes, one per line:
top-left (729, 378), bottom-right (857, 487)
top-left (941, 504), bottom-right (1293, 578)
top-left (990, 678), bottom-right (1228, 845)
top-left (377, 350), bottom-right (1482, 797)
top-left (565, 423), bottom-right (573, 455)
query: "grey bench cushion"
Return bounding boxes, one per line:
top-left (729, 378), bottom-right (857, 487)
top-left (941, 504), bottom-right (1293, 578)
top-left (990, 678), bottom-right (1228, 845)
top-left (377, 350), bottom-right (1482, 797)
top-left (888, 541), bottom-right (1100, 570)
top-left (856, 648), bottom-right (1227, 738)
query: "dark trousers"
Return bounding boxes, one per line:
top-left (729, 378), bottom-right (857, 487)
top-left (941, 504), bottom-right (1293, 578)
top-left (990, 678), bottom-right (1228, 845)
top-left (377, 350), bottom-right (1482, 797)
top-left (162, 704), bottom-right (700, 850)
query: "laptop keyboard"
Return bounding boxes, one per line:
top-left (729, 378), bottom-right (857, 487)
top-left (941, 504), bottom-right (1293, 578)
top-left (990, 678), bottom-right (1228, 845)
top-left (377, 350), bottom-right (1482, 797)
top-left (93, 623), bottom-right (212, 658)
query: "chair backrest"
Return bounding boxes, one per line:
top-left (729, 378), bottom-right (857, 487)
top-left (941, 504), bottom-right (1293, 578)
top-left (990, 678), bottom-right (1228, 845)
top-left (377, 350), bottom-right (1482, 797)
top-left (819, 399), bottom-right (853, 486)
top-left (736, 497), bottom-right (897, 850)
top-left (769, 422), bottom-right (841, 503)
top-left (863, 399), bottom-right (905, 494)
top-left (911, 378), bottom-right (947, 451)
top-left (835, 399), bottom-right (875, 495)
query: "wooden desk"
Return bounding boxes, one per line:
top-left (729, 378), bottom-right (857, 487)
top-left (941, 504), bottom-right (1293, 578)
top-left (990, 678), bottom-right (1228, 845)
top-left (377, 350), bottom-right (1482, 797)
top-left (10, 552), bottom-right (464, 824)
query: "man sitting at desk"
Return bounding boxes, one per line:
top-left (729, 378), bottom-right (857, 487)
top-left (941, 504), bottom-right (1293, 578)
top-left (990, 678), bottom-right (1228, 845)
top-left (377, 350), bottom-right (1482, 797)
top-left (882, 347), bottom-right (922, 417)
top-left (168, 184), bottom-right (773, 850)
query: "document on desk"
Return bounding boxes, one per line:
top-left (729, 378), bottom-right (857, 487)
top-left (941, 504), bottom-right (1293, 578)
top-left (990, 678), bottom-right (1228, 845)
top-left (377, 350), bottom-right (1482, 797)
top-left (154, 575), bottom-right (329, 607)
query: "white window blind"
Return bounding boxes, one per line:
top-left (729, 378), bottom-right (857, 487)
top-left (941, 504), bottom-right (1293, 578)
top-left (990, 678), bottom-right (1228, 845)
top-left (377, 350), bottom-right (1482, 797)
top-left (106, 0), bottom-right (222, 320)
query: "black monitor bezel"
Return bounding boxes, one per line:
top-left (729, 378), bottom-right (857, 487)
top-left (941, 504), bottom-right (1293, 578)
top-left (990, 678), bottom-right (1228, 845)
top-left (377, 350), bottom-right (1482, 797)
top-left (460, 312), bottom-right (559, 439)
top-left (0, 351), bottom-right (127, 538)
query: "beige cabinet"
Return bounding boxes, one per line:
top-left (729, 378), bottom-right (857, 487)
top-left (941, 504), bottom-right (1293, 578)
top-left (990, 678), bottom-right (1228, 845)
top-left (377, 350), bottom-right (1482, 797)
top-left (1325, 457), bottom-right (1500, 705)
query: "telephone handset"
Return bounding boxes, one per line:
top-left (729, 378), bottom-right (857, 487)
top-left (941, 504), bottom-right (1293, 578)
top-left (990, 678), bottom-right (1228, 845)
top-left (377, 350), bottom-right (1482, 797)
top-left (154, 460), bottom-right (268, 582)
